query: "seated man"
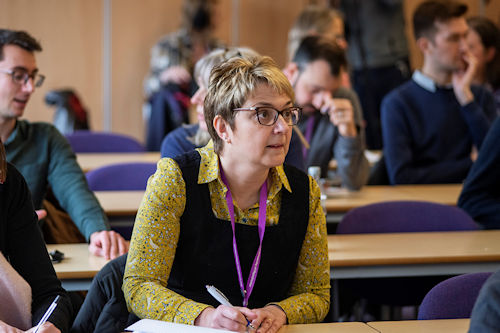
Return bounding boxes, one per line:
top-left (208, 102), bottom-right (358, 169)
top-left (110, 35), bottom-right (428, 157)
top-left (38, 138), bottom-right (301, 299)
top-left (0, 29), bottom-right (128, 259)
top-left (283, 35), bottom-right (369, 190)
top-left (458, 117), bottom-right (500, 229)
top-left (381, 0), bottom-right (497, 185)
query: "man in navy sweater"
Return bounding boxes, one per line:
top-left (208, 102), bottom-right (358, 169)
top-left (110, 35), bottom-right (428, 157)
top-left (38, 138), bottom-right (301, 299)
top-left (381, 0), bottom-right (496, 185)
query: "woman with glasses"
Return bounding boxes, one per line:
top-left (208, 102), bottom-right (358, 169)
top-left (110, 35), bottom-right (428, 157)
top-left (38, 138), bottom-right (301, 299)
top-left (0, 140), bottom-right (73, 333)
top-left (160, 47), bottom-right (305, 171)
top-left (124, 55), bottom-right (330, 332)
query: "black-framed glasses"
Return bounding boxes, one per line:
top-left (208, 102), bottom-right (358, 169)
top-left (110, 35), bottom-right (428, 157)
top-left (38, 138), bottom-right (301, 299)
top-left (0, 68), bottom-right (45, 87)
top-left (233, 106), bottom-right (302, 126)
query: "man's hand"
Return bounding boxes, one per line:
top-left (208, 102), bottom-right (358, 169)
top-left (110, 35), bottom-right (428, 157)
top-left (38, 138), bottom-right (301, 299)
top-left (89, 230), bottom-right (129, 260)
top-left (194, 305), bottom-right (257, 332)
top-left (248, 305), bottom-right (287, 333)
top-left (159, 65), bottom-right (191, 86)
top-left (452, 50), bottom-right (477, 106)
top-left (317, 92), bottom-right (357, 137)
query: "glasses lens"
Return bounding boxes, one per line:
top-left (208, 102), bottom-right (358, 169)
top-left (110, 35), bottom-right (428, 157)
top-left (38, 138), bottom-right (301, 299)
top-left (256, 107), bottom-right (277, 126)
top-left (11, 69), bottom-right (28, 84)
top-left (34, 74), bottom-right (45, 87)
top-left (290, 107), bottom-right (300, 125)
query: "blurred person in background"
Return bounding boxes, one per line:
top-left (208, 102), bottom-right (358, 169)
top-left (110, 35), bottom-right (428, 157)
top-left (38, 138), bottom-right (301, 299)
top-left (466, 16), bottom-right (500, 114)
top-left (144, 0), bottom-right (224, 150)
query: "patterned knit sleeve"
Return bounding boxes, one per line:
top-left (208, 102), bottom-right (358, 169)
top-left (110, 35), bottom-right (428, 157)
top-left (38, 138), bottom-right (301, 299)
top-left (271, 176), bottom-right (330, 323)
top-left (123, 157), bottom-right (211, 324)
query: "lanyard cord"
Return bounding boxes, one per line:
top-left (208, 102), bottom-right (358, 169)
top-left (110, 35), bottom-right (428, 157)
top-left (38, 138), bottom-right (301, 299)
top-left (220, 167), bottom-right (267, 307)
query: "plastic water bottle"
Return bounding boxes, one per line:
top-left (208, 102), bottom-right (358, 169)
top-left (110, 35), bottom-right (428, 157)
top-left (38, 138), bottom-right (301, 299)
top-left (308, 166), bottom-right (326, 215)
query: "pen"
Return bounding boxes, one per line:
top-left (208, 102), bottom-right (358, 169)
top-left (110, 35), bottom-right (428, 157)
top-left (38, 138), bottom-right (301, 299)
top-left (33, 295), bottom-right (60, 333)
top-left (206, 285), bottom-right (256, 330)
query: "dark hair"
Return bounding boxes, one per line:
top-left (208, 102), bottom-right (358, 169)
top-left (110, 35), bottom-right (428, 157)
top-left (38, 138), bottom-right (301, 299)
top-left (467, 16), bottom-right (500, 89)
top-left (413, 0), bottom-right (468, 40)
top-left (292, 35), bottom-right (347, 77)
top-left (0, 29), bottom-right (42, 60)
top-left (181, 0), bottom-right (217, 33)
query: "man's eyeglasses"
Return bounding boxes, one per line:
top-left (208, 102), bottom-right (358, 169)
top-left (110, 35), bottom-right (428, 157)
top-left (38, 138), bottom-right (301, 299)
top-left (0, 68), bottom-right (45, 87)
top-left (233, 106), bottom-right (301, 126)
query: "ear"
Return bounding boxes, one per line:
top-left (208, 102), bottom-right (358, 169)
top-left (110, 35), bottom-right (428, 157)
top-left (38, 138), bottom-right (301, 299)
top-left (213, 115), bottom-right (231, 143)
top-left (416, 36), bottom-right (430, 54)
top-left (283, 62), bottom-right (299, 84)
top-left (485, 46), bottom-right (496, 63)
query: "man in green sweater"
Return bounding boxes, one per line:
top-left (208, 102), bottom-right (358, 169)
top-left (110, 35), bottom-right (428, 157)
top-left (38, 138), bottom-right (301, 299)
top-left (0, 29), bottom-right (128, 259)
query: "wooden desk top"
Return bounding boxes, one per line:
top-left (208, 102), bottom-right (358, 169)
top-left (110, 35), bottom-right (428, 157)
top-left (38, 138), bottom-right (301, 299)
top-left (328, 230), bottom-right (500, 267)
top-left (95, 190), bottom-right (145, 216)
top-left (77, 152), bottom-right (160, 172)
top-left (325, 184), bottom-right (462, 213)
top-left (47, 244), bottom-right (108, 279)
top-left (95, 184), bottom-right (463, 216)
top-left (279, 322), bottom-right (376, 333)
top-left (368, 319), bottom-right (470, 333)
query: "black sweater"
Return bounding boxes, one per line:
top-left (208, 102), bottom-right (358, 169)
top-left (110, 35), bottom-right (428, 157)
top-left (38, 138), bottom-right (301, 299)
top-left (0, 163), bottom-right (72, 332)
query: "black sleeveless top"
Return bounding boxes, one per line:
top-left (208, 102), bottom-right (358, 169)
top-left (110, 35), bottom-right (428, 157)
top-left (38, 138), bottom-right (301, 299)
top-left (167, 151), bottom-right (310, 308)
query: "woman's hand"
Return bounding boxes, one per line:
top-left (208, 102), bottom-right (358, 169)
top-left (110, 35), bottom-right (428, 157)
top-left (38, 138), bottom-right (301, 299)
top-left (26, 322), bottom-right (60, 333)
top-left (249, 305), bottom-right (287, 333)
top-left (195, 305), bottom-right (257, 332)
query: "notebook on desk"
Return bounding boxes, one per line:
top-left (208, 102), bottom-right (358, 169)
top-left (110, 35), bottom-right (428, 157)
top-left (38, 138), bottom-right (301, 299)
top-left (126, 319), bottom-right (232, 333)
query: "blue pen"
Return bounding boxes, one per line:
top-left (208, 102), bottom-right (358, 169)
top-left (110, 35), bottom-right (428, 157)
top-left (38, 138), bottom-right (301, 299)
top-left (34, 295), bottom-right (60, 333)
top-left (206, 285), bottom-right (255, 330)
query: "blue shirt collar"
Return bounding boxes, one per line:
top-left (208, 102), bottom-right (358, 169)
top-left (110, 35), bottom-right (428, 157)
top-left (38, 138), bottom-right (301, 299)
top-left (412, 70), bottom-right (452, 92)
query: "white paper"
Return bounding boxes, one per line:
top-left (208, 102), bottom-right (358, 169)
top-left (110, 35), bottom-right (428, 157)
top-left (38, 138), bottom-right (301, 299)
top-left (126, 319), bottom-right (233, 333)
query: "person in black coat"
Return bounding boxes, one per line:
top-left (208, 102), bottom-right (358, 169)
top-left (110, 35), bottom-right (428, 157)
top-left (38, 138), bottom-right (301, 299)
top-left (458, 117), bottom-right (500, 228)
top-left (0, 140), bottom-right (73, 332)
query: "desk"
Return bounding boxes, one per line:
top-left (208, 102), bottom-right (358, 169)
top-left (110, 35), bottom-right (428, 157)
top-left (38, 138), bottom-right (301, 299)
top-left (76, 152), bottom-right (160, 172)
top-left (95, 190), bottom-right (145, 216)
top-left (48, 244), bottom-right (108, 291)
top-left (325, 184), bottom-right (462, 213)
top-left (329, 230), bottom-right (500, 279)
top-left (279, 322), bottom-right (376, 332)
top-left (95, 184), bottom-right (463, 217)
top-left (367, 319), bottom-right (470, 333)
top-left (328, 230), bottom-right (500, 320)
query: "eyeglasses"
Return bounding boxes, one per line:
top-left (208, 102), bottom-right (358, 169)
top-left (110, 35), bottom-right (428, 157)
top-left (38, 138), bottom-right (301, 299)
top-left (0, 68), bottom-right (45, 87)
top-left (233, 106), bottom-right (302, 126)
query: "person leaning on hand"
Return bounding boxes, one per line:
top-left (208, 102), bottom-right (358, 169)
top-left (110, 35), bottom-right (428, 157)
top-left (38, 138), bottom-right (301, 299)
top-left (0, 140), bottom-right (73, 333)
top-left (0, 29), bottom-right (128, 259)
top-left (124, 55), bottom-right (330, 332)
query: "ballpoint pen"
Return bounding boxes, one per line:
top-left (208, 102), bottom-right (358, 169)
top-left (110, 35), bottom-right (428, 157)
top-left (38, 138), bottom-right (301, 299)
top-left (33, 295), bottom-right (60, 333)
top-left (206, 285), bottom-right (256, 330)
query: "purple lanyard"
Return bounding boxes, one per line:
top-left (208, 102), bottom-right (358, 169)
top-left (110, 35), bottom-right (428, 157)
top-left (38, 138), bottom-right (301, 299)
top-left (220, 168), bottom-right (267, 307)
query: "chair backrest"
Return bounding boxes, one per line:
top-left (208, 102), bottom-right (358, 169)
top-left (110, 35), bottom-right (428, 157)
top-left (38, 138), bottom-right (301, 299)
top-left (418, 272), bottom-right (493, 320)
top-left (86, 162), bottom-right (157, 191)
top-left (66, 130), bottom-right (145, 153)
top-left (337, 201), bottom-right (479, 234)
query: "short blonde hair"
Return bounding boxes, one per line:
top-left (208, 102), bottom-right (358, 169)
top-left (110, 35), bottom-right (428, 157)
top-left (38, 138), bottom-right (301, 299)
top-left (288, 5), bottom-right (343, 60)
top-left (204, 55), bottom-right (294, 154)
top-left (194, 47), bottom-right (260, 89)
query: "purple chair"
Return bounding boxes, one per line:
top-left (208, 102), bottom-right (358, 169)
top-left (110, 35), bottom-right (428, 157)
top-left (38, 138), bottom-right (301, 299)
top-left (86, 162), bottom-right (157, 191)
top-left (65, 130), bottom-right (145, 153)
top-left (336, 201), bottom-right (479, 314)
top-left (86, 162), bottom-right (157, 239)
top-left (337, 201), bottom-right (479, 234)
top-left (418, 272), bottom-right (492, 320)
